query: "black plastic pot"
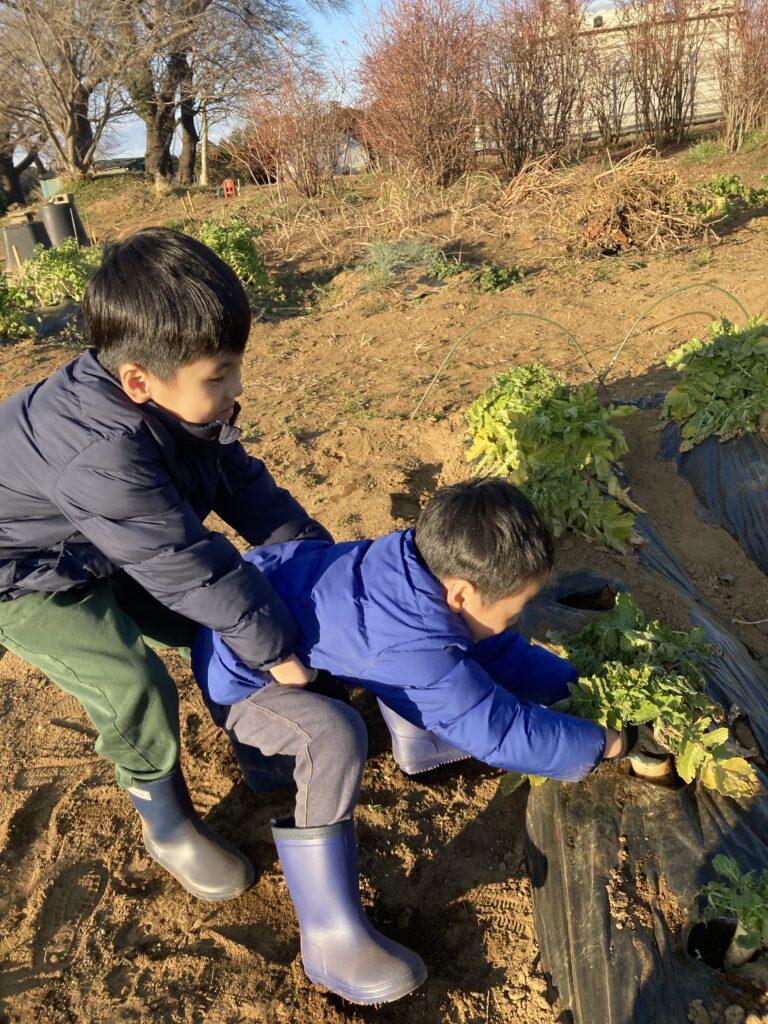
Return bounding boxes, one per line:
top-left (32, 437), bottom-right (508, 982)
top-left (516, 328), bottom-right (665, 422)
top-left (2, 221), bottom-right (51, 269)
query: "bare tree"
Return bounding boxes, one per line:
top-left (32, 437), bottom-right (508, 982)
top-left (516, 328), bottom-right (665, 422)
top-left (714, 0), bottom-right (768, 152)
top-left (584, 36), bottom-right (634, 147)
top-left (0, 0), bottom-right (130, 176)
top-left (119, 1), bottom-right (342, 184)
top-left (616, 0), bottom-right (710, 147)
top-left (483, 0), bottom-right (590, 173)
top-left (233, 59), bottom-right (345, 197)
top-left (359, 0), bottom-right (483, 185)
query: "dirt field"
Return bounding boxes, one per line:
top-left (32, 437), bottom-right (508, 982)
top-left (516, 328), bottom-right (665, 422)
top-left (1, 144), bottom-right (768, 1024)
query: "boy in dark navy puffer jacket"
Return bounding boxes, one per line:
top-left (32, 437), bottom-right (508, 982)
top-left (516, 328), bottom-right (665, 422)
top-left (192, 478), bottom-right (629, 1003)
top-left (0, 228), bottom-right (374, 911)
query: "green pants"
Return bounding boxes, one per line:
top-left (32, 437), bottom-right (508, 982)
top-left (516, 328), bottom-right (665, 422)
top-left (0, 573), bottom-right (196, 788)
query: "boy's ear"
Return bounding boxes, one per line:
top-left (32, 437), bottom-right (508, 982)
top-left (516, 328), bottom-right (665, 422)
top-left (118, 363), bottom-right (154, 404)
top-left (444, 577), bottom-right (479, 613)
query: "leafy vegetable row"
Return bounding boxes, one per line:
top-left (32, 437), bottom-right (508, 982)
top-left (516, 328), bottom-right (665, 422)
top-left (504, 594), bottom-right (759, 801)
top-left (465, 364), bottom-right (638, 551)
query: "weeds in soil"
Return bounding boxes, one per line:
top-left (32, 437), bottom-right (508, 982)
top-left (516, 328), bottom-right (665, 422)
top-left (742, 127), bottom-right (768, 152)
top-left (682, 138), bottom-right (726, 164)
top-left (362, 237), bottom-right (437, 288)
top-left (427, 250), bottom-right (465, 280)
top-left (687, 247), bottom-right (715, 271)
top-left (470, 263), bottom-right (525, 293)
top-left (237, 421), bottom-right (262, 443)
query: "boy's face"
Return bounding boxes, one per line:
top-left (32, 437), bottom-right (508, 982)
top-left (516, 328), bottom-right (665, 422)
top-left (445, 575), bottom-right (547, 642)
top-left (119, 355), bottom-right (243, 425)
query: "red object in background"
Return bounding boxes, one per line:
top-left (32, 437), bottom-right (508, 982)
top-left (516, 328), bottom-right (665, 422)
top-left (222, 179), bottom-right (237, 198)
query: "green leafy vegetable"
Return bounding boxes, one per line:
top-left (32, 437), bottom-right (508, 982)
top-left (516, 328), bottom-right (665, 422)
top-left (661, 317), bottom-right (768, 451)
top-left (696, 855), bottom-right (768, 953)
top-left (21, 238), bottom-right (102, 306)
top-left (0, 274), bottom-right (38, 340)
top-left (466, 364), bottom-right (638, 550)
top-left (197, 217), bottom-right (271, 293)
top-left (549, 594), bottom-right (760, 800)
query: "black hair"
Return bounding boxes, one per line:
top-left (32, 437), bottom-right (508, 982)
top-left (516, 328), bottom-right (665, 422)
top-left (414, 477), bottom-right (554, 601)
top-left (82, 227), bottom-right (251, 380)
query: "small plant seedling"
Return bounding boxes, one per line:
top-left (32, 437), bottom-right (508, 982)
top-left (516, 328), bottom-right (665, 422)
top-left (469, 263), bottom-right (525, 293)
top-left (427, 251), bottom-right (464, 280)
top-left (362, 238), bottom-right (438, 288)
top-left (696, 855), bottom-right (768, 967)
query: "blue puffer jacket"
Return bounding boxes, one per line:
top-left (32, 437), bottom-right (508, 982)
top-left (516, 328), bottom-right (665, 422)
top-left (0, 348), bottom-right (329, 671)
top-left (193, 530), bottom-right (608, 781)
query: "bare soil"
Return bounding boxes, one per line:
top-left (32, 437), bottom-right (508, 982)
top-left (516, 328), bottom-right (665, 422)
top-left (2, 146), bottom-right (768, 1024)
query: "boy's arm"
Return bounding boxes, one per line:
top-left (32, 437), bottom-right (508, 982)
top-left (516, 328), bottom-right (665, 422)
top-left (215, 442), bottom-right (332, 546)
top-left (365, 646), bottom-right (606, 781)
top-left (52, 434), bottom-right (299, 671)
top-left (473, 631), bottom-right (577, 705)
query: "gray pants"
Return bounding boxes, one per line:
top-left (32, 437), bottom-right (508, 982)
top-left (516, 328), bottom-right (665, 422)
top-left (210, 683), bottom-right (368, 827)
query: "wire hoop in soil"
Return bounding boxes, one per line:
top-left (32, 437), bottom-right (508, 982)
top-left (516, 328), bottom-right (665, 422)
top-left (410, 282), bottom-right (750, 418)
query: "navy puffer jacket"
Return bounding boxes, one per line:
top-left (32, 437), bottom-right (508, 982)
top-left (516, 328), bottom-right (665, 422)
top-left (0, 348), bottom-right (329, 671)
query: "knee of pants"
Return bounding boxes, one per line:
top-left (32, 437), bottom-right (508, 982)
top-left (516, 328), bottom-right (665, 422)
top-left (314, 700), bottom-right (368, 774)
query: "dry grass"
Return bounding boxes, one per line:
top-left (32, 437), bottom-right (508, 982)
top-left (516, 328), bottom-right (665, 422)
top-left (565, 148), bottom-right (715, 257)
top-left (257, 170), bottom-right (510, 267)
top-left (498, 155), bottom-right (575, 209)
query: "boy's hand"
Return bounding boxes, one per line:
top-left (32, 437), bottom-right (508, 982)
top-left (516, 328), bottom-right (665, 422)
top-left (602, 727), bottom-right (623, 759)
top-left (269, 654), bottom-right (318, 686)
top-left (602, 724), bottom-right (669, 763)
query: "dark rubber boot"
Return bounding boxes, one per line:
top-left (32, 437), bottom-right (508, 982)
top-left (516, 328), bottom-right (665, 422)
top-left (128, 768), bottom-right (254, 901)
top-left (377, 699), bottom-right (470, 774)
top-left (272, 817), bottom-right (427, 1004)
top-left (229, 733), bottom-right (296, 792)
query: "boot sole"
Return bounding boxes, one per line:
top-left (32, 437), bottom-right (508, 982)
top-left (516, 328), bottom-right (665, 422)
top-left (306, 962), bottom-right (428, 1004)
top-left (396, 752), bottom-right (471, 775)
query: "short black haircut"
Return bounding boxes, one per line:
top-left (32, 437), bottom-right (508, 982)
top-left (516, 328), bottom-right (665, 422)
top-left (83, 227), bottom-right (251, 380)
top-left (414, 478), bottom-right (554, 601)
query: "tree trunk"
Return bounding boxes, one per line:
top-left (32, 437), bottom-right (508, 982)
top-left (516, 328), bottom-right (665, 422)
top-left (176, 54), bottom-right (198, 185)
top-left (0, 142), bottom-right (37, 207)
top-left (128, 60), bottom-right (178, 179)
top-left (62, 85), bottom-right (97, 176)
top-left (199, 103), bottom-right (209, 186)
top-left (145, 116), bottom-right (175, 178)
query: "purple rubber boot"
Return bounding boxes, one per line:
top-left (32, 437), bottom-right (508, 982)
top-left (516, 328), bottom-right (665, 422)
top-left (272, 816), bottom-right (427, 1004)
top-left (377, 699), bottom-right (470, 774)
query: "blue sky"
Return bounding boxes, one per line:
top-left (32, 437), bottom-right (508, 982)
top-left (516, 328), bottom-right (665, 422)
top-left (109, 0), bottom-right (613, 158)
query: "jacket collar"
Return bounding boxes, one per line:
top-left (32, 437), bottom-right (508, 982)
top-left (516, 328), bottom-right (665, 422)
top-left (76, 348), bottom-right (242, 445)
top-left (400, 528), bottom-right (475, 644)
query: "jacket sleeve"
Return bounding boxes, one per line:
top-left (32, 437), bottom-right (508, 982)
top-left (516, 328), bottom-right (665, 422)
top-left (51, 433), bottom-right (298, 670)
top-left (215, 441), bottom-right (332, 546)
top-left (363, 644), bottom-right (606, 781)
top-left (473, 631), bottom-right (577, 705)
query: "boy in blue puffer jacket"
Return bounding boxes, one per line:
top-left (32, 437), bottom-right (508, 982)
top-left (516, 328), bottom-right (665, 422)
top-left (192, 478), bottom-right (628, 1004)
top-left (0, 228), bottom-right (373, 910)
